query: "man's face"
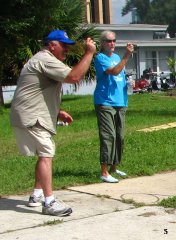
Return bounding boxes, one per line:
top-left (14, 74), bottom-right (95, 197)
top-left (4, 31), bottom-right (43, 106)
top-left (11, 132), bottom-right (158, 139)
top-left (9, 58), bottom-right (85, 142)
top-left (49, 41), bottom-right (70, 61)
top-left (102, 33), bottom-right (116, 54)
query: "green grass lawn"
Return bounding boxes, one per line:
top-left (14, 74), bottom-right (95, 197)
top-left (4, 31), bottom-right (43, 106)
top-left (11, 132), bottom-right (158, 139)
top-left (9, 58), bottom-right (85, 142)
top-left (0, 92), bottom-right (176, 196)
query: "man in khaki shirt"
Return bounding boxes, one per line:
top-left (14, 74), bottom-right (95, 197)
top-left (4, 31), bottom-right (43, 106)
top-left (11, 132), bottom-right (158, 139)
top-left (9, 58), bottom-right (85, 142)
top-left (10, 29), bottom-right (96, 216)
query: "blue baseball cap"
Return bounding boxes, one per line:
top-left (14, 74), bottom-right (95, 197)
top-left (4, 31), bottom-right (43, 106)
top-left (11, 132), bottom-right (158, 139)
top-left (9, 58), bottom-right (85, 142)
top-left (45, 30), bottom-right (75, 45)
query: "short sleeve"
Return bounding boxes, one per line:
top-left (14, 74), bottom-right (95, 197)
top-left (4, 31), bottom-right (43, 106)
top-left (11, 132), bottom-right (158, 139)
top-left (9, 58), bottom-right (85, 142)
top-left (42, 59), bottom-right (72, 82)
top-left (94, 54), bottom-right (112, 76)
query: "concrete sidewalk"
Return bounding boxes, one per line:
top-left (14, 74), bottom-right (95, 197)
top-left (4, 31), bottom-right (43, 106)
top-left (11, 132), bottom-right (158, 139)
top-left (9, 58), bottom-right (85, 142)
top-left (0, 171), bottom-right (176, 240)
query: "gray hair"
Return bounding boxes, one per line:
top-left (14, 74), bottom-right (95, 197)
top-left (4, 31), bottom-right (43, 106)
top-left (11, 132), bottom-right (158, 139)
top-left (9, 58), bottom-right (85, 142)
top-left (44, 40), bottom-right (59, 47)
top-left (100, 30), bottom-right (116, 51)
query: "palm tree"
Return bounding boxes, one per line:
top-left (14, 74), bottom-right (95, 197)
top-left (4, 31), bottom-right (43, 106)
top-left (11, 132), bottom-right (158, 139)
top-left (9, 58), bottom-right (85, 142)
top-left (167, 57), bottom-right (176, 82)
top-left (0, 0), bottom-right (100, 106)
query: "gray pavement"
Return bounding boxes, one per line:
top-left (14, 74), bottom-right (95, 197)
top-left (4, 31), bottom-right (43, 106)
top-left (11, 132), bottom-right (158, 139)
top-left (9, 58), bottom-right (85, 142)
top-left (0, 171), bottom-right (176, 240)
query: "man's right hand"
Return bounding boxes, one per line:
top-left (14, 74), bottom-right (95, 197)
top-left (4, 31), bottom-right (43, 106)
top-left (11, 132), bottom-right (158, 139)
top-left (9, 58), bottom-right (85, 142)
top-left (85, 37), bottom-right (96, 54)
top-left (64, 37), bottom-right (96, 84)
top-left (126, 42), bottom-right (134, 54)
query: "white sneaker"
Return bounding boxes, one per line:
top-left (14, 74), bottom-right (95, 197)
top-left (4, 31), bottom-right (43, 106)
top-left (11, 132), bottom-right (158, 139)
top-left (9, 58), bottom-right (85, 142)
top-left (100, 175), bottom-right (119, 183)
top-left (27, 194), bottom-right (44, 207)
top-left (42, 200), bottom-right (72, 216)
top-left (116, 169), bottom-right (127, 177)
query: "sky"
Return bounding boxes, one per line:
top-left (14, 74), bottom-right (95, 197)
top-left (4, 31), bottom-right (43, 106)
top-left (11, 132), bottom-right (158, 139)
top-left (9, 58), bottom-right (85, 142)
top-left (112, 0), bottom-right (131, 24)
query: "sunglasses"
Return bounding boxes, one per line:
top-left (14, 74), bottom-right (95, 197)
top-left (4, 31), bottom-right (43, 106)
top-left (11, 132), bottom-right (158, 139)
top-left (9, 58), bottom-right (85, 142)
top-left (105, 39), bottom-right (116, 43)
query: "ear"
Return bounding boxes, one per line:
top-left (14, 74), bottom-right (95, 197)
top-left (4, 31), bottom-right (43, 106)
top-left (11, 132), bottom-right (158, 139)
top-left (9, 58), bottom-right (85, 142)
top-left (48, 41), bottom-right (55, 51)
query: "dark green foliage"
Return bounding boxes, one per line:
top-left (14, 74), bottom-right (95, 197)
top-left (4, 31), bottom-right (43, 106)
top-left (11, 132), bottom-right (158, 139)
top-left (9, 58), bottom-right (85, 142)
top-left (0, 0), bottom-right (99, 102)
top-left (122, 0), bottom-right (176, 37)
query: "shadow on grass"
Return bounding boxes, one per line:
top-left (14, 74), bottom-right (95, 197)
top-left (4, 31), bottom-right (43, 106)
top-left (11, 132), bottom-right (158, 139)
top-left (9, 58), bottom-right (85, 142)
top-left (3, 103), bottom-right (11, 109)
top-left (53, 169), bottom-right (98, 178)
top-left (127, 109), bottom-right (176, 118)
top-left (71, 109), bottom-right (95, 120)
top-left (62, 95), bottom-right (83, 102)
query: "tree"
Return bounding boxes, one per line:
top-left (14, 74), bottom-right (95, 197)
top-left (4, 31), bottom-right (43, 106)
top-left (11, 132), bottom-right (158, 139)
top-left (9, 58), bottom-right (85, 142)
top-left (0, 0), bottom-right (99, 106)
top-left (167, 57), bottom-right (176, 81)
top-left (122, 0), bottom-right (176, 37)
top-left (122, 0), bottom-right (151, 23)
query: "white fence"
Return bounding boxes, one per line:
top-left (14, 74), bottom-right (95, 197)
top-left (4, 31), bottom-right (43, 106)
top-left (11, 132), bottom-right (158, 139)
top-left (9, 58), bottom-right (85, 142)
top-left (3, 82), bottom-right (97, 103)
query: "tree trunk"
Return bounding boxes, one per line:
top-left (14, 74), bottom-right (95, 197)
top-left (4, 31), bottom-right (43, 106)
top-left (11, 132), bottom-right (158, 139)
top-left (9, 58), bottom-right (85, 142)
top-left (0, 65), bottom-right (4, 106)
top-left (0, 84), bottom-right (4, 106)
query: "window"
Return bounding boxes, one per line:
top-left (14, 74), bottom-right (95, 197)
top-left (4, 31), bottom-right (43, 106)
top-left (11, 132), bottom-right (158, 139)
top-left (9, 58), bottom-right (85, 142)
top-left (145, 50), bottom-right (174, 73)
top-left (146, 51), bottom-right (157, 72)
top-left (153, 31), bottom-right (166, 39)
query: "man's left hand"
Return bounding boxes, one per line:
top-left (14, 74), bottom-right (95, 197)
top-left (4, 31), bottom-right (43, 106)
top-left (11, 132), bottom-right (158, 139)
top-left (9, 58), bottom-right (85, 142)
top-left (58, 110), bottom-right (73, 125)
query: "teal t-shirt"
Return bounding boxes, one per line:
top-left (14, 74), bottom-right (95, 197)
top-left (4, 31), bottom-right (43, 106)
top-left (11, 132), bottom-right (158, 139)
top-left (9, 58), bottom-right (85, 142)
top-left (93, 52), bottom-right (128, 107)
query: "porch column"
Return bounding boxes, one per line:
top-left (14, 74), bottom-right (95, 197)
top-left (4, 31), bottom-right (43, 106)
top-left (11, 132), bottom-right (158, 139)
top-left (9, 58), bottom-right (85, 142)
top-left (94, 0), bottom-right (103, 23)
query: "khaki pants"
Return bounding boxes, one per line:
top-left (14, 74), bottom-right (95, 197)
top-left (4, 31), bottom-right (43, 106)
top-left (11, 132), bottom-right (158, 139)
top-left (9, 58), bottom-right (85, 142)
top-left (95, 105), bottom-right (126, 166)
top-left (13, 124), bottom-right (55, 157)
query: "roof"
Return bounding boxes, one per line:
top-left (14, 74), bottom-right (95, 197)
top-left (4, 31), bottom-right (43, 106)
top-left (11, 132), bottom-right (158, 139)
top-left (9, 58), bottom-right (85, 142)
top-left (95, 24), bottom-right (168, 31)
top-left (116, 38), bottom-right (176, 47)
top-left (94, 23), bottom-right (176, 47)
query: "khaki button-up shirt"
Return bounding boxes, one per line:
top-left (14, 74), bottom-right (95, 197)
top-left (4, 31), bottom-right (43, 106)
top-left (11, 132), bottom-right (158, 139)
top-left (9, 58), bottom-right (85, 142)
top-left (10, 49), bottom-right (71, 134)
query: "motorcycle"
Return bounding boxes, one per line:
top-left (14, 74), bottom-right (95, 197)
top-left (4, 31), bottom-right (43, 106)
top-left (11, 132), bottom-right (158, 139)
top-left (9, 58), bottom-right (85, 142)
top-left (133, 78), bottom-right (150, 93)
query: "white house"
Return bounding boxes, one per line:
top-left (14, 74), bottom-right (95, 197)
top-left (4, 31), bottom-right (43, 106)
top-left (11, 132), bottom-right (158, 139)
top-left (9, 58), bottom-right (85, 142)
top-left (95, 24), bottom-right (176, 80)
